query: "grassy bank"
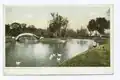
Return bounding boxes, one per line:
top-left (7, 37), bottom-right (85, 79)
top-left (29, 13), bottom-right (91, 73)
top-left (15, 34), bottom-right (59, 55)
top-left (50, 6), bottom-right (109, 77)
top-left (59, 39), bottom-right (110, 67)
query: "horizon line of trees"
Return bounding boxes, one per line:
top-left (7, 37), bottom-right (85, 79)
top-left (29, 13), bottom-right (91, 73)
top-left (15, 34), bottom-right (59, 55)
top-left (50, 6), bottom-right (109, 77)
top-left (5, 12), bottom-right (110, 38)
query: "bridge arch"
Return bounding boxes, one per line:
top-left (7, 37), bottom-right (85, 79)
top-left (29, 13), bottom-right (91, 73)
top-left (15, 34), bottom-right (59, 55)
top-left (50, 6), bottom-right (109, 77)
top-left (15, 33), bottom-right (39, 41)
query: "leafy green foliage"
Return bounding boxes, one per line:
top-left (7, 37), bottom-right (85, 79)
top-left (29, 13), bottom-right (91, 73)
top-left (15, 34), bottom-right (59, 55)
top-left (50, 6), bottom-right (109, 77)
top-left (48, 13), bottom-right (69, 37)
top-left (77, 28), bottom-right (88, 37)
top-left (87, 17), bottom-right (110, 35)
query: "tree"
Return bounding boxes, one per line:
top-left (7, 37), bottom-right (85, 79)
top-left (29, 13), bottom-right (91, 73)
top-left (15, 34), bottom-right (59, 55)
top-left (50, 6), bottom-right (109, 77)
top-left (96, 17), bottom-right (109, 34)
top-left (60, 28), bottom-right (66, 37)
top-left (27, 25), bottom-right (37, 34)
top-left (65, 29), bottom-right (77, 38)
top-left (5, 24), bottom-right (10, 36)
top-left (10, 22), bottom-right (21, 29)
top-left (87, 17), bottom-right (110, 35)
top-left (77, 28), bottom-right (88, 37)
top-left (21, 23), bottom-right (27, 28)
top-left (21, 23), bottom-right (27, 33)
top-left (10, 22), bottom-right (22, 36)
top-left (87, 19), bottom-right (97, 36)
top-left (48, 12), bottom-right (69, 37)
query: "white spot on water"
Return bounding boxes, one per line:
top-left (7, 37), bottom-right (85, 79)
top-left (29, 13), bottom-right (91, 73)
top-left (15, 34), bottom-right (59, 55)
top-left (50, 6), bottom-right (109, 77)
top-left (57, 53), bottom-right (62, 57)
top-left (16, 61), bottom-right (21, 66)
top-left (57, 57), bottom-right (61, 61)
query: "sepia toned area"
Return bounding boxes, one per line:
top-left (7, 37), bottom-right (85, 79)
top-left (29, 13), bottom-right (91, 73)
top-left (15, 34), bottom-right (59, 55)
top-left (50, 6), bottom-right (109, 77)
top-left (5, 5), bottom-right (110, 67)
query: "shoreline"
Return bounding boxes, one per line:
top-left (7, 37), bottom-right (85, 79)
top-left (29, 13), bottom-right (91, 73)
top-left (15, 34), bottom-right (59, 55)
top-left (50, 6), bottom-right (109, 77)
top-left (59, 39), bottom-right (110, 67)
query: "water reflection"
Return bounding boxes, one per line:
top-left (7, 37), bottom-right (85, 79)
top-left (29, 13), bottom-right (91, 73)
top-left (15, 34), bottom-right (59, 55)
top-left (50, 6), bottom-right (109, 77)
top-left (6, 39), bottom-right (93, 67)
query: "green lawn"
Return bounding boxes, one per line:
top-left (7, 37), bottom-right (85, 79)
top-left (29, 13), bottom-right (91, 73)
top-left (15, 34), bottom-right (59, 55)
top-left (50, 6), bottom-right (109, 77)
top-left (59, 39), bottom-right (110, 67)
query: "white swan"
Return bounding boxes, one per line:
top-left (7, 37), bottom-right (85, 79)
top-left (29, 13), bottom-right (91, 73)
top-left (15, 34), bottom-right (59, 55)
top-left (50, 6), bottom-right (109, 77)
top-left (16, 61), bottom-right (21, 66)
top-left (57, 57), bottom-right (61, 61)
top-left (49, 54), bottom-right (53, 60)
top-left (40, 36), bottom-right (44, 39)
top-left (49, 53), bottom-right (56, 60)
top-left (57, 53), bottom-right (62, 57)
top-left (52, 53), bottom-right (56, 57)
top-left (12, 36), bottom-right (15, 39)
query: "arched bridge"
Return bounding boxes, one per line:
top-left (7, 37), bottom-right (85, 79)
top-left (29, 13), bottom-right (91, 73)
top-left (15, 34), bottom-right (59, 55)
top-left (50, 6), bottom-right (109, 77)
top-left (15, 33), bottom-right (40, 43)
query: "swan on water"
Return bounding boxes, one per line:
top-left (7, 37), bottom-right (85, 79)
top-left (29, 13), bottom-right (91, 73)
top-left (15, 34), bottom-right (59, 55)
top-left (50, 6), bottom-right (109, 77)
top-left (49, 54), bottom-right (53, 60)
top-left (49, 53), bottom-right (62, 60)
top-left (52, 53), bottom-right (56, 57)
top-left (16, 61), bottom-right (21, 66)
top-left (57, 57), bottom-right (61, 61)
top-left (57, 53), bottom-right (62, 57)
top-left (40, 36), bottom-right (44, 39)
top-left (12, 37), bottom-right (15, 39)
top-left (49, 53), bottom-right (56, 60)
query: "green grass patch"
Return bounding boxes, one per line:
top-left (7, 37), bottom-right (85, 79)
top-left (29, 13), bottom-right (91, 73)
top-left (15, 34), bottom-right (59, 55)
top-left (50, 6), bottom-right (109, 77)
top-left (59, 39), bottom-right (110, 67)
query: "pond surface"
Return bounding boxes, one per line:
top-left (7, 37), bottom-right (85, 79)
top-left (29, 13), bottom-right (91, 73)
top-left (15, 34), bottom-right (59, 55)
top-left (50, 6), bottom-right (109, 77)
top-left (5, 39), bottom-right (94, 67)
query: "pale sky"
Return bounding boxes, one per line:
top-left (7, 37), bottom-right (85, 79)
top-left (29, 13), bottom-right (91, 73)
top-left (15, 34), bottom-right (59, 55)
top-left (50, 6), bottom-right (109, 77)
top-left (5, 5), bottom-right (110, 30)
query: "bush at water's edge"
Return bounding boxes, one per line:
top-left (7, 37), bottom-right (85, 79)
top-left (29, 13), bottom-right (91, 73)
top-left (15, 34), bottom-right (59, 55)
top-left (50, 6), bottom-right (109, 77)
top-left (5, 36), bottom-right (16, 48)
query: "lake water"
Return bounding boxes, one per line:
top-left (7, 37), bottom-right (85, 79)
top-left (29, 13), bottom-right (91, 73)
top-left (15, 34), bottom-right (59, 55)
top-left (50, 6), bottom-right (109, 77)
top-left (5, 39), bottom-right (94, 67)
